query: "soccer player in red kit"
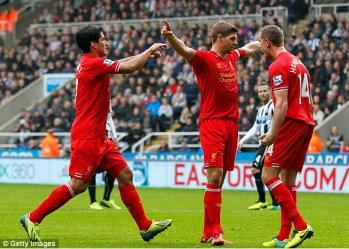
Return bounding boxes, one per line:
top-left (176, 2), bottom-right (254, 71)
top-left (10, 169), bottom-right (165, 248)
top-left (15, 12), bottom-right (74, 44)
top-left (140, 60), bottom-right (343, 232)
top-left (20, 25), bottom-right (172, 243)
top-left (258, 25), bottom-right (315, 248)
top-left (162, 20), bottom-right (259, 245)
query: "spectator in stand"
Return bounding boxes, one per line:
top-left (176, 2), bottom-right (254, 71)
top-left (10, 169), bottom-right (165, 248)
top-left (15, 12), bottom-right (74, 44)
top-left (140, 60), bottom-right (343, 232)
top-left (158, 97), bottom-right (173, 131)
top-left (41, 129), bottom-right (60, 157)
top-left (129, 107), bottom-right (144, 125)
top-left (130, 122), bottom-right (145, 145)
top-left (142, 109), bottom-right (153, 133)
top-left (336, 94), bottom-right (346, 109)
top-left (146, 95), bottom-right (161, 131)
top-left (157, 139), bottom-right (171, 152)
top-left (313, 103), bottom-right (324, 125)
top-left (326, 125), bottom-right (344, 152)
top-left (184, 76), bottom-right (199, 108)
top-left (116, 121), bottom-right (133, 146)
top-left (321, 91), bottom-right (337, 113)
top-left (178, 138), bottom-right (192, 153)
top-left (171, 85), bottom-right (186, 121)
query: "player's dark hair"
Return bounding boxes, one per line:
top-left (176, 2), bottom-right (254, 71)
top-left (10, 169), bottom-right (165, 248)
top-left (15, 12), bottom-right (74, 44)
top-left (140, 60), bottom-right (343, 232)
top-left (211, 21), bottom-right (238, 43)
top-left (258, 81), bottom-right (270, 89)
top-left (259, 25), bottom-right (284, 47)
top-left (76, 25), bottom-right (103, 53)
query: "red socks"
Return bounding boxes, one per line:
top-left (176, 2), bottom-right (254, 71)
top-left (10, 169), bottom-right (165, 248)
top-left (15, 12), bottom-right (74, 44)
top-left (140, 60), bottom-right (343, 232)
top-left (277, 185), bottom-right (297, 240)
top-left (203, 197), bottom-right (212, 236)
top-left (265, 178), bottom-right (307, 234)
top-left (118, 184), bottom-right (151, 231)
top-left (204, 184), bottom-right (223, 235)
top-left (30, 184), bottom-right (74, 223)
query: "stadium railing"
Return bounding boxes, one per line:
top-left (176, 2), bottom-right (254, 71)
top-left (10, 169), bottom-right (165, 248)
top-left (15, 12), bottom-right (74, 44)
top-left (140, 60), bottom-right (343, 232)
top-left (0, 131), bottom-right (129, 151)
top-left (131, 131), bottom-right (258, 153)
top-left (311, 1), bottom-right (349, 15)
top-left (29, 7), bottom-right (289, 33)
top-left (0, 131), bottom-right (259, 154)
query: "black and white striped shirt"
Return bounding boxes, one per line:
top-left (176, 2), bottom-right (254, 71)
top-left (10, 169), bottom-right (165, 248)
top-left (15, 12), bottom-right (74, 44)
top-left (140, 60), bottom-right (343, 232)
top-left (106, 99), bottom-right (117, 139)
top-left (240, 99), bottom-right (274, 145)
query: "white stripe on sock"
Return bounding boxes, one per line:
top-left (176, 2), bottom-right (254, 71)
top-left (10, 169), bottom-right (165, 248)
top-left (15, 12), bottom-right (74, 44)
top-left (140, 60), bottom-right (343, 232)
top-left (268, 180), bottom-right (282, 191)
top-left (64, 183), bottom-right (75, 197)
top-left (205, 188), bottom-right (221, 192)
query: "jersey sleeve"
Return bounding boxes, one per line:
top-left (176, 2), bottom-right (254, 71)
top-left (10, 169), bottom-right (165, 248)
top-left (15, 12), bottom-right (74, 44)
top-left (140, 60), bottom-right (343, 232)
top-left (269, 62), bottom-right (289, 93)
top-left (89, 57), bottom-right (122, 76)
top-left (189, 50), bottom-right (207, 74)
top-left (233, 48), bottom-right (246, 61)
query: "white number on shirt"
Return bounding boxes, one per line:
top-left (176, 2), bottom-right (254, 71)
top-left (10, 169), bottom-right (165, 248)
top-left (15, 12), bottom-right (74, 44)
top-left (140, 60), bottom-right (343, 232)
top-left (298, 73), bottom-right (311, 104)
top-left (75, 78), bottom-right (78, 104)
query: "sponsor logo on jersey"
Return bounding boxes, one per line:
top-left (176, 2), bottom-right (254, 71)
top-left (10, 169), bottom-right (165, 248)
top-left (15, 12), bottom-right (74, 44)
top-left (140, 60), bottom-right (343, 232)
top-left (273, 75), bottom-right (283, 86)
top-left (103, 59), bottom-right (113, 66)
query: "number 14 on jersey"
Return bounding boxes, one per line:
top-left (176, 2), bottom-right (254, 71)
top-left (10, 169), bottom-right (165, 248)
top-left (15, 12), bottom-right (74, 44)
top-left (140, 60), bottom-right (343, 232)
top-left (298, 73), bottom-right (312, 105)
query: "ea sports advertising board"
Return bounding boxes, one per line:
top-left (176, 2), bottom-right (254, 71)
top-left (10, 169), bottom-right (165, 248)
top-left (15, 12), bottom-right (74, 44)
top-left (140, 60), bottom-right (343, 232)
top-left (0, 153), bottom-right (348, 193)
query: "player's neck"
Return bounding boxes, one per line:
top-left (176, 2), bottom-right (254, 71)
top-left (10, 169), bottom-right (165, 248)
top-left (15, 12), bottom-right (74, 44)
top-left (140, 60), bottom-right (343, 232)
top-left (262, 99), bottom-right (270, 105)
top-left (211, 46), bottom-right (226, 57)
top-left (272, 47), bottom-right (287, 60)
top-left (86, 50), bottom-right (100, 57)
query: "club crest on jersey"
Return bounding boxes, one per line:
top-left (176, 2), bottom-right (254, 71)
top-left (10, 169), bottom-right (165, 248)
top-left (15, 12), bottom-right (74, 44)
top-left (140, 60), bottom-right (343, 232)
top-left (103, 59), bottom-right (113, 66)
top-left (273, 75), bottom-right (283, 86)
top-left (211, 152), bottom-right (217, 162)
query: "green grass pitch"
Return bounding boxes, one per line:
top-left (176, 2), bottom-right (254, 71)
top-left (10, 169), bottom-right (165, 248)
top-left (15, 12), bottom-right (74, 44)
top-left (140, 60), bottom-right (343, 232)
top-left (0, 184), bottom-right (348, 248)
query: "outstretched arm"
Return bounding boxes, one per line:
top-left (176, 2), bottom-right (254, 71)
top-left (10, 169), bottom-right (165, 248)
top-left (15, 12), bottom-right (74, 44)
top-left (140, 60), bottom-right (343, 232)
top-left (238, 122), bottom-right (259, 150)
top-left (119, 43), bottom-right (167, 73)
top-left (241, 41), bottom-right (260, 57)
top-left (161, 20), bottom-right (196, 61)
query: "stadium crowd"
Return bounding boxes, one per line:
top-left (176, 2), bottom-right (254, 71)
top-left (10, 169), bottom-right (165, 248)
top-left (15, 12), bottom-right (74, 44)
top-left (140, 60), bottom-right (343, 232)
top-left (0, 1), bottom-right (348, 151)
top-left (36, 0), bottom-right (308, 24)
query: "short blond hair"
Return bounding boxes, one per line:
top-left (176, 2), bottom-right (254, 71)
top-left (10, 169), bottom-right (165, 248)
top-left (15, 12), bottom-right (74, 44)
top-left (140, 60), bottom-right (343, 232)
top-left (211, 21), bottom-right (238, 43)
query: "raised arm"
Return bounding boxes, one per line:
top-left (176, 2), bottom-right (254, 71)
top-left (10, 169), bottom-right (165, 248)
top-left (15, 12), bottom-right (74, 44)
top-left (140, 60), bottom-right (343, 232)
top-left (119, 43), bottom-right (167, 73)
top-left (161, 20), bottom-right (196, 61)
top-left (240, 41), bottom-right (260, 57)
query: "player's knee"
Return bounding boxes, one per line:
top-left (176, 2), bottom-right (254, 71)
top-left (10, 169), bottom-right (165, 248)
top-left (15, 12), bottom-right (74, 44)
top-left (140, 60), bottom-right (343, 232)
top-left (68, 178), bottom-right (88, 195)
top-left (207, 171), bottom-right (222, 186)
top-left (116, 166), bottom-right (133, 185)
top-left (261, 171), bottom-right (271, 184)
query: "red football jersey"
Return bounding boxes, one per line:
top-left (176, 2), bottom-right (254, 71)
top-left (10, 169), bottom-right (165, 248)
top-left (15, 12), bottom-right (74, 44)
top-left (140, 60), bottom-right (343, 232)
top-left (269, 51), bottom-right (315, 126)
top-left (71, 54), bottom-right (121, 139)
top-left (190, 49), bottom-right (245, 123)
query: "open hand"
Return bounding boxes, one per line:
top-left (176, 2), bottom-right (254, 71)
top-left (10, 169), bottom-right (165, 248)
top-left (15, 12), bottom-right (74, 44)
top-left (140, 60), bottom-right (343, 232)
top-left (260, 133), bottom-right (276, 146)
top-left (237, 141), bottom-right (243, 150)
